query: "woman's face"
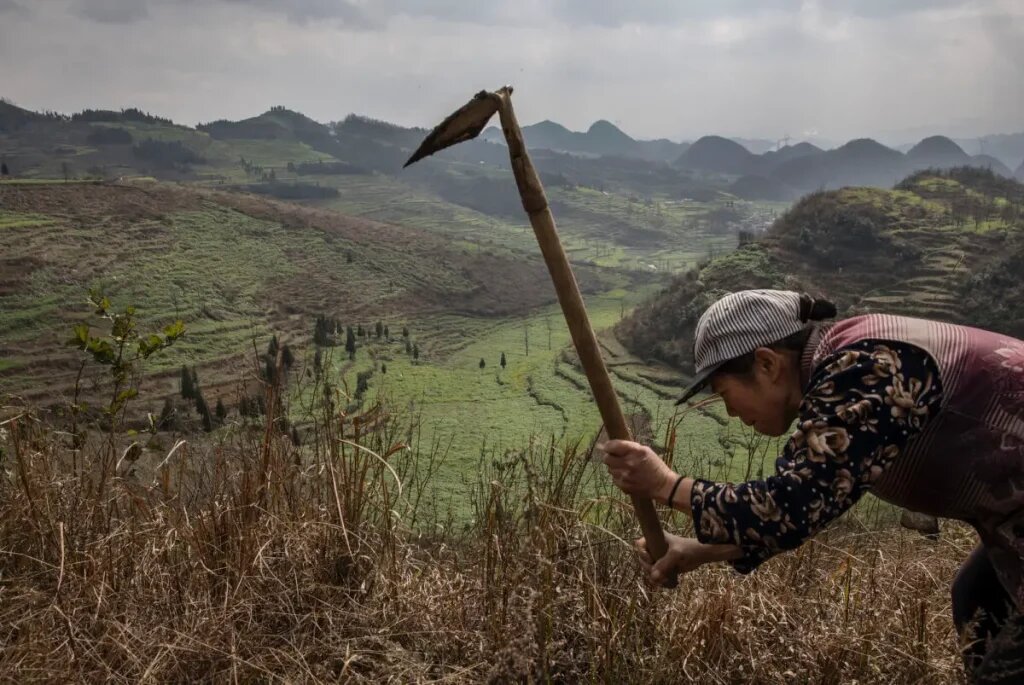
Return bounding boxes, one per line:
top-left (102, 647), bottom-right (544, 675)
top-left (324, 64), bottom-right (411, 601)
top-left (709, 348), bottom-right (800, 437)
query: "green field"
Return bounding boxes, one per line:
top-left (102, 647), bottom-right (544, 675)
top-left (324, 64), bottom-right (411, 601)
top-left (312, 290), bottom-right (783, 515)
top-left (0, 173), bottom-right (787, 522)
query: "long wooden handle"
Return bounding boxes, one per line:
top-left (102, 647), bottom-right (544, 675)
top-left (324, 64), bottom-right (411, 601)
top-left (493, 90), bottom-right (676, 588)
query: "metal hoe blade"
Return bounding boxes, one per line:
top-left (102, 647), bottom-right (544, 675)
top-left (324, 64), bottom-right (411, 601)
top-left (403, 89), bottom-right (504, 168)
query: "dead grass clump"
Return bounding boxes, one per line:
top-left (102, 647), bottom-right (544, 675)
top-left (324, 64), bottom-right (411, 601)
top-left (0, 398), bottom-right (969, 683)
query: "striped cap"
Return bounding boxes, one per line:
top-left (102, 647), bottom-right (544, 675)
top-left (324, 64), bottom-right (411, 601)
top-left (675, 290), bottom-right (808, 405)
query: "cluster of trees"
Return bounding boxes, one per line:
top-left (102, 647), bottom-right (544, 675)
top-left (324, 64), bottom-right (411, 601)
top-left (479, 352), bottom-right (507, 370)
top-left (290, 160), bottom-right (361, 176)
top-left (178, 365), bottom-right (222, 432)
top-left (314, 315), bottom-right (406, 361)
top-left (261, 335), bottom-right (295, 385)
top-left (313, 315), bottom-right (344, 347)
top-left (199, 120), bottom-right (283, 140)
top-left (71, 108), bottom-right (172, 125)
top-left (133, 139), bottom-right (205, 167)
top-left (244, 182), bottom-right (339, 200)
top-left (239, 157), bottom-right (277, 181)
top-left (86, 127), bottom-right (134, 145)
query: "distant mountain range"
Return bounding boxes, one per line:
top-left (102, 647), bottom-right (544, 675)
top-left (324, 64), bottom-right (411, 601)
top-left (2, 96), bottom-right (1023, 203)
top-left (480, 120), bottom-right (688, 163)
top-left (477, 116), bottom-right (1023, 198)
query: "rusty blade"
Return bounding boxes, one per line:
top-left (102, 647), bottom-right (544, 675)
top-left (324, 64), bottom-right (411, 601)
top-left (403, 90), bottom-right (500, 168)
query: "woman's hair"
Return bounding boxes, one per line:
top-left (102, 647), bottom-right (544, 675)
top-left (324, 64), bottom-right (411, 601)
top-left (715, 293), bottom-right (837, 377)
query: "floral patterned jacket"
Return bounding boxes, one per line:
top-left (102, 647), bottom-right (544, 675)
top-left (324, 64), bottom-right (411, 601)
top-left (690, 336), bottom-right (943, 573)
top-left (691, 314), bottom-right (1024, 606)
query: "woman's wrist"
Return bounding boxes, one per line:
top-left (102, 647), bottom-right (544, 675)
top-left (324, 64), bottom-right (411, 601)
top-left (656, 473), bottom-right (694, 513)
top-left (702, 542), bottom-right (744, 563)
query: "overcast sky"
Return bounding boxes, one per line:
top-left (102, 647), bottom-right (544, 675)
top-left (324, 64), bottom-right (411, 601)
top-left (1, 0), bottom-right (1021, 144)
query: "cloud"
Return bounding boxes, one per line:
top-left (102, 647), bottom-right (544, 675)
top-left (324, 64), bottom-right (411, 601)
top-left (0, 0), bottom-right (29, 15)
top-left (74, 0), bottom-right (151, 23)
top-left (1, 0), bottom-right (1021, 143)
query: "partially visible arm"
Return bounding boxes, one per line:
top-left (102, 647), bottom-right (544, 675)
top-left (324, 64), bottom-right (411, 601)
top-left (689, 340), bottom-right (943, 573)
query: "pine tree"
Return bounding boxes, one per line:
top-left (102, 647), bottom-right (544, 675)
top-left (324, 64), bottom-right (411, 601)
top-left (355, 370), bottom-right (373, 400)
top-left (345, 326), bottom-right (357, 357)
top-left (195, 393), bottom-right (213, 432)
top-left (180, 364), bottom-right (194, 399)
top-left (313, 347), bottom-right (323, 376)
top-left (381, 362), bottom-right (387, 375)
top-left (0, 162), bottom-right (8, 177)
top-left (479, 358), bottom-right (486, 369)
top-left (384, 325), bottom-right (390, 339)
top-left (402, 326), bottom-right (409, 338)
top-left (267, 335), bottom-right (279, 358)
top-left (281, 344), bottom-right (294, 368)
top-left (405, 338), bottom-right (412, 354)
top-left (215, 397), bottom-right (227, 422)
top-left (158, 397), bottom-right (174, 429)
top-left (357, 324), bottom-right (365, 338)
top-left (375, 321), bottom-right (383, 338)
top-left (291, 426), bottom-right (301, 446)
top-left (413, 343), bottom-right (419, 360)
top-left (500, 352), bottom-right (507, 369)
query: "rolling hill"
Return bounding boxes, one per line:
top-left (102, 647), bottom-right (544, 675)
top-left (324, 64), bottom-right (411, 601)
top-left (0, 181), bottom-right (624, 402)
top-left (617, 167), bottom-right (1024, 373)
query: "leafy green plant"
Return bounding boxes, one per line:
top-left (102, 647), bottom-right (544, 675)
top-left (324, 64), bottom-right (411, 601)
top-left (66, 289), bottom-right (185, 428)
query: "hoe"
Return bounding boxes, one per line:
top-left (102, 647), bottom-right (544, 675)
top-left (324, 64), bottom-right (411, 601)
top-left (404, 86), bottom-right (676, 586)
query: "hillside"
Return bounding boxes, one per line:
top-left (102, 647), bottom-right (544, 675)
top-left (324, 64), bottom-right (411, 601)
top-left (0, 181), bottom-right (620, 402)
top-left (617, 167), bottom-right (1024, 372)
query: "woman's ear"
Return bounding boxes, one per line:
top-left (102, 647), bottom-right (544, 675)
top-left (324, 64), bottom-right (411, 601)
top-left (753, 347), bottom-right (784, 383)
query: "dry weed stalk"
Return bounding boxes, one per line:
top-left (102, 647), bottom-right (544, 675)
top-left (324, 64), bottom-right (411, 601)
top-left (0, 375), bottom-right (969, 683)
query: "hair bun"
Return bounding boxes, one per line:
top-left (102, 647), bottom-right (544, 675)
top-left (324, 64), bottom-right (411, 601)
top-left (798, 293), bottom-right (838, 322)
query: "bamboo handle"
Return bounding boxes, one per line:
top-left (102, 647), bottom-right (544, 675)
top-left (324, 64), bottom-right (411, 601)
top-left (493, 89), bottom-right (676, 588)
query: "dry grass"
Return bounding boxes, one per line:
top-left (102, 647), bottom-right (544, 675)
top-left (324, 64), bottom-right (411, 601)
top-left (0, 373), bottom-right (972, 683)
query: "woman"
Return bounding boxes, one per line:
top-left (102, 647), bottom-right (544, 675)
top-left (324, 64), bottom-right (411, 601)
top-left (602, 289), bottom-right (1024, 678)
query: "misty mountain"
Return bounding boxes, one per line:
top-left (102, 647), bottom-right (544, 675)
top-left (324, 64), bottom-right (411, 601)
top-left (906, 136), bottom-right (970, 169)
top-left (1017, 158), bottom-right (1024, 182)
top-left (759, 142), bottom-right (823, 169)
top-left (674, 135), bottom-right (760, 175)
top-left (772, 138), bottom-right (905, 190)
top-left (969, 154), bottom-right (1015, 179)
top-left (729, 137), bottom-right (778, 154)
top-left (480, 120), bottom-right (688, 162)
top-left (3, 96), bottom-right (1023, 205)
top-left (954, 132), bottom-right (1024, 170)
top-left (673, 133), bottom-right (1018, 196)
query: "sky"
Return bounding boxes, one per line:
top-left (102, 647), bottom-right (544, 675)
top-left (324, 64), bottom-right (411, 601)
top-left (1, 0), bottom-right (1022, 144)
